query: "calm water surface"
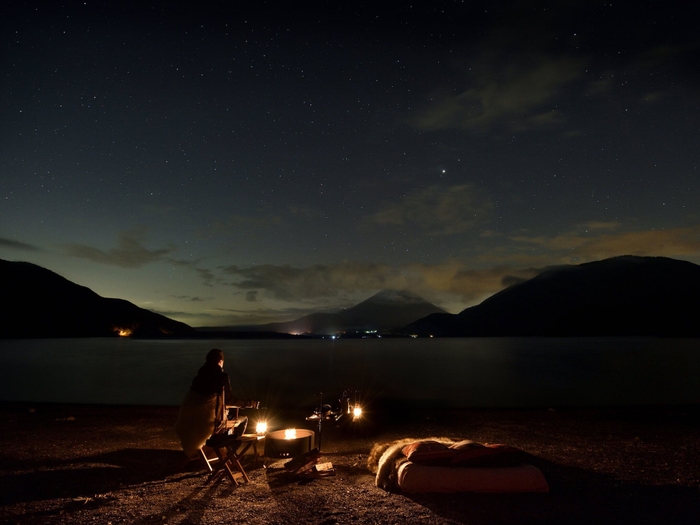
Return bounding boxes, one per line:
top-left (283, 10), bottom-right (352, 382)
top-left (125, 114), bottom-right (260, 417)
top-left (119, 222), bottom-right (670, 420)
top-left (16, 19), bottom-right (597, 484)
top-left (0, 337), bottom-right (698, 409)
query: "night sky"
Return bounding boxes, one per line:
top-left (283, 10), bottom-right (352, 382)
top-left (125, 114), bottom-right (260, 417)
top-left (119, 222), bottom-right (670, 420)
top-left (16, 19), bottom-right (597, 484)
top-left (2, 1), bottom-right (699, 328)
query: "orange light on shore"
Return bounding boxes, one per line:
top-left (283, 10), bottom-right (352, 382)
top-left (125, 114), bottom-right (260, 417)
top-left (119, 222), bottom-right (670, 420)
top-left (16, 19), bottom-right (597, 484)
top-left (284, 428), bottom-right (297, 440)
top-left (114, 328), bottom-right (132, 337)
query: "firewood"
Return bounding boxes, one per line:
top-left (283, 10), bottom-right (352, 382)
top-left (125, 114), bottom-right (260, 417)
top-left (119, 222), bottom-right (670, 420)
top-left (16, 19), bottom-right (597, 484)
top-left (283, 448), bottom-right (321, 473)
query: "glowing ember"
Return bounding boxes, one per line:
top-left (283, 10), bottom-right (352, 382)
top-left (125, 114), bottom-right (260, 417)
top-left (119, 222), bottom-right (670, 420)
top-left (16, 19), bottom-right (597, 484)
top-left (256, 421), bottom-right (268, 434)
top-left (284, 428), bottom-right (297, 440)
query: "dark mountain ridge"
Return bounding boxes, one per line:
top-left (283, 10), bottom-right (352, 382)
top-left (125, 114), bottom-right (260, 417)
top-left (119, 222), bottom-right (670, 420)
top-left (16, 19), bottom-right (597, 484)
top-left (0, 259), bottom-right (194, 338)
top-left (7, 255), bottom-right (697, 339)
top-left (404, 256), bottom-right (700, 337)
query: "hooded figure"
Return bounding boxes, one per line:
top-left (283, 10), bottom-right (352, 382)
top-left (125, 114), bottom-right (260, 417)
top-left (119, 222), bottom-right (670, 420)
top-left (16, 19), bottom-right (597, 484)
top-left (174, 349), bottom-right (243, 458)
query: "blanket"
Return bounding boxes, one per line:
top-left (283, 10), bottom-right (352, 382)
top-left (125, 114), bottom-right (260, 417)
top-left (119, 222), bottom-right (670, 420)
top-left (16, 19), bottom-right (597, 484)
top-left (368, 437), bottom-right (548, 493)
top-left (368, 437), bottom-right (456, 491)
top-left (174, 390), bottom-right (218, 458)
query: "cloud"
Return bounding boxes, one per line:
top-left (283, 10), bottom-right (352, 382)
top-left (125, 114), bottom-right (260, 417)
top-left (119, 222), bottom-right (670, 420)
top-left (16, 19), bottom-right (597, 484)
top-left (423, 224), bottom-right (700, 304)
top-left (368, 184), bottom-right (492, 235)
top-left (61, 228), bottom-right (175, 268)
top-left (416, 56), bottom-right (583, 133)
top-left (407, 260), bottom-right (539, 305)
top-left (220, 261), bottom-right (404, 301)
top-left (217, 258), bottom-right (532, 310)
top-left (190, 222), bottom-right (700, 323)
top-left (0, 237), bottom-right (41, 252)
top-left (586, 76), bottom-right (613, 96)
top-left (173, 295), bottom-right (206, 302)
top-left (510, 224), bottom-right (700, 262)
top-left (206, 305), bottom-right (339, 326)
top-left (196, 267), bottom-right (217, 287)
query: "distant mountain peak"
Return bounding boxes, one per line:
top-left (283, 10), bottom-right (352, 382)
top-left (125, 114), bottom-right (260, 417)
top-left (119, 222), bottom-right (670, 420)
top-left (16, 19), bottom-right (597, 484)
top-left (225, 288), bottom-right (447, 335)
top-left (361, 289), bottom-right (429, 305)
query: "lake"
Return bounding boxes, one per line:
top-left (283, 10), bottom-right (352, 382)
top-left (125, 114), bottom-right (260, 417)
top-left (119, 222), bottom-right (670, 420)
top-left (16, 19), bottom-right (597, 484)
top-left (0, 337), bottom-right (698, 409)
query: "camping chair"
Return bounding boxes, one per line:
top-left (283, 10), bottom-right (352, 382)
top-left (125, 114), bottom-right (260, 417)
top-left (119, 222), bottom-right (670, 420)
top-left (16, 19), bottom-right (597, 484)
top-left (200, 389), bottom-right (258, 485)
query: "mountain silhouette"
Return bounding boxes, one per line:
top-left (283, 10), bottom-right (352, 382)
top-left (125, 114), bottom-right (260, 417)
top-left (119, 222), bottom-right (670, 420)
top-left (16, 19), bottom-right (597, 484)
top-left (403, 256), bottom-right (700, 337)
top-left (213, 289), bottom-right (447, 335)
top-left (0, 259), bottom-right (194, 338)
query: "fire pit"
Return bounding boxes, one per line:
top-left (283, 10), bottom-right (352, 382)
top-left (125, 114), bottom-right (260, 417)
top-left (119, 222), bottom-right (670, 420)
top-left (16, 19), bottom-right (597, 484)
top-left (265, 428), bottom-right (315, 458)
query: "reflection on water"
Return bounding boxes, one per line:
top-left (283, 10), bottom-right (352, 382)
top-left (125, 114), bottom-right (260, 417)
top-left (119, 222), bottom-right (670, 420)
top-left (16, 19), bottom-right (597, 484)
top-left (0, 337), bottom-right (698, 408)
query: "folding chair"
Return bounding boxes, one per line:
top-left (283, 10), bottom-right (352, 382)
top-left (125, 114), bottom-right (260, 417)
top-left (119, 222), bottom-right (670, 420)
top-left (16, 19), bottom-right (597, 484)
top-left (205, 432), bottom-right (259, 484)
top-left (200, 388), bottom-right (258, 485)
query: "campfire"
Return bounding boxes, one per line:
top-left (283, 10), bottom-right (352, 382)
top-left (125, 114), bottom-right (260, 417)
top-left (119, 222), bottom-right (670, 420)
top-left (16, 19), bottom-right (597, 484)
top-left (265, 429), bottom-right (314, 458)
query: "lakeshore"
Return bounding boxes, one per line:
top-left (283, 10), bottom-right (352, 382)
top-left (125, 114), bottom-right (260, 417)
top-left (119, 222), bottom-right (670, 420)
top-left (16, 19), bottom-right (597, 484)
top-left (1, 402), bottom-right (699, 524)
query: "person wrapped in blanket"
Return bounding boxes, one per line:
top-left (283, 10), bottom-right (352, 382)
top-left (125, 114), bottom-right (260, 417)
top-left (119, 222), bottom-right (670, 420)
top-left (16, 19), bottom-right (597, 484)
top-left (175, 348), bottom-right (258, 458)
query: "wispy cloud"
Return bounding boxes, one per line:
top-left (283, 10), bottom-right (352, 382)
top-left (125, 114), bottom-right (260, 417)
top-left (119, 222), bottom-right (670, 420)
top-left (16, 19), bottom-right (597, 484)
top-left (217, 259), bottom-right (533, 309)
top-left (203, 304), bottom-right (340, 326)
top-left (415, 55), bottom-right (583, 133)
top-left (368, 184), bottom-right (492, 236)
top-left (426, 224), bottom-right (700, 304)
top-left (61, 228), bottom-right (175, 268)
top-left (173, 295), bottom-right (206, 302)
top-left (164, 222), bottom-right (700, 325)
top-left (195, 267), bottom-right (218, 287)
top-left (220, 261), bottom-right (404, 301)
top-left (510, 224), bottom-right (700, 261)
top-left (414, 7), bottom-right (698, 135)
top-left (405, 260), bottom-right (536, 303)
top-left (0, 237), bottom-right (41, 252)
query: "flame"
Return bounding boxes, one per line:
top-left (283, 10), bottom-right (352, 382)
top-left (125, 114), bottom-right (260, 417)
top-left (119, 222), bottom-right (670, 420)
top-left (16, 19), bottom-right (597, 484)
top-left (284, 428), bottom-right (297, 440)
top-left (114, 327), bottom-right (133, 337)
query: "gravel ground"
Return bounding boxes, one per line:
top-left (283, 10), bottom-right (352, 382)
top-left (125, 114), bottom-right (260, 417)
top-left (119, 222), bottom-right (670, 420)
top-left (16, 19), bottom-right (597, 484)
top-left (1, 403), bottom-right (699, 525)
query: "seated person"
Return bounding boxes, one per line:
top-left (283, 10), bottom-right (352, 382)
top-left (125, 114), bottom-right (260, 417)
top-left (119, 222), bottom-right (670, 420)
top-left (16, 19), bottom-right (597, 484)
top-left (175, 348), bottom-right (257, 458)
